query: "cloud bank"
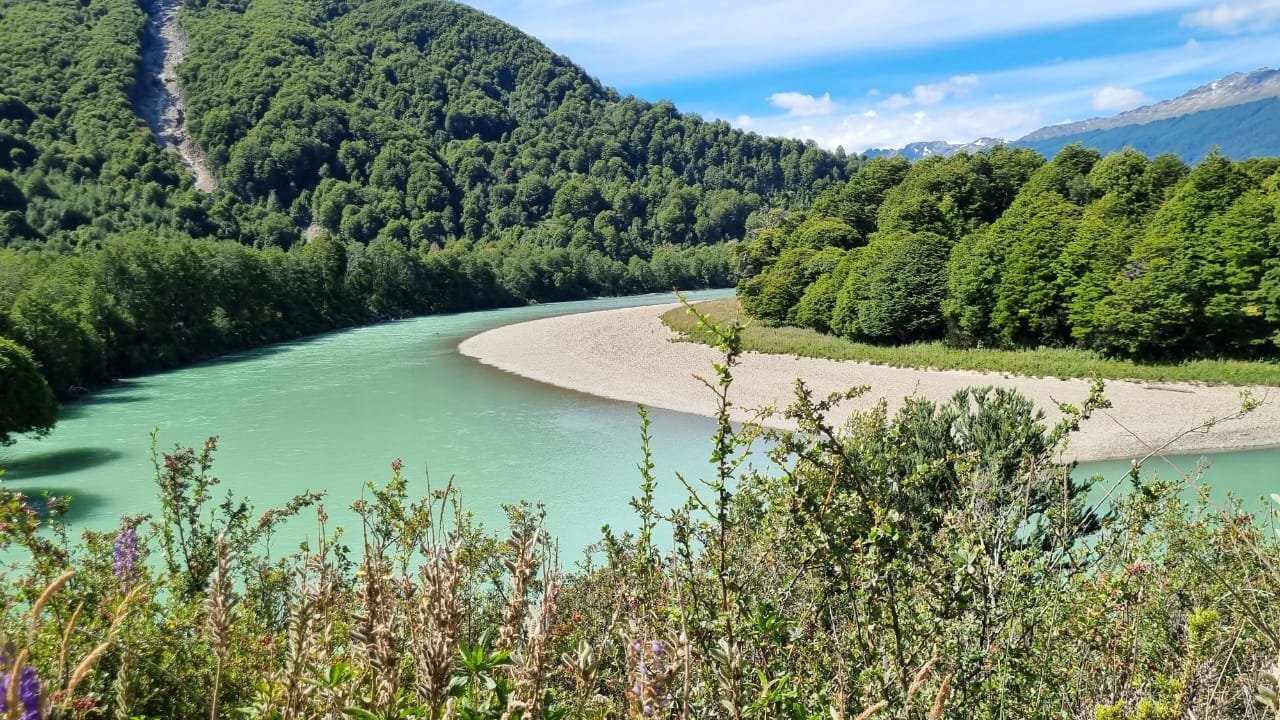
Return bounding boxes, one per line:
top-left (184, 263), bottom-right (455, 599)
top-left (730, 35), bottom-right (1279, 152)
top-left (1182, 0), bottom-right (1280, 32)
top-left (469, 0), bottom-right (1213, 83)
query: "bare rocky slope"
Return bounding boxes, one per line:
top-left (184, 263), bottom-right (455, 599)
top-left (131, 0), bottom-right (215, 192)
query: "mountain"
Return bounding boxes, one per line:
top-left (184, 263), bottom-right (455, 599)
top-left (1016, 98), bottom-right (1280, 163)
top-left (865, 137), bottom-right (1003, 160)
top-left (865, 69), bottom-right (1280, 164)
top-left (1, 0), bottom-right (857, 254)
top-left (1015, 68), bottom-right (1280, 162)
top-left (1021, 68), bottom-right (1280, 142)
top-left (175, 0), bottom-right (857, 251)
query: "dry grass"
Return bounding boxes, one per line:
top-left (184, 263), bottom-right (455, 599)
top-left (662, 298), bottom-right (1280, 387)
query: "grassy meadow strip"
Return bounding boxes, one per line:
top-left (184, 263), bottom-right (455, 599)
top-left (663, 297), bottom-right (1280, 386)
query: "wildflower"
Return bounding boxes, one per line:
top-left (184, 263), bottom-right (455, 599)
top-left (0, 666), bottom-right (43, 719)
top-left (1126, 562), bottom-right (1152, 576)
top-left (625, 634), bottom-right (678, 719)
top-left (113, 526), bottom-right (139, 588)
top-left (19, 666), bottom-right (40, 720)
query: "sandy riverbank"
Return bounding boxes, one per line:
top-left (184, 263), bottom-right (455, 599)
top-left (459, 302), bottom-right (1280, 463)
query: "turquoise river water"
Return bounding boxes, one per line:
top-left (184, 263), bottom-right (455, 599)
top-left (2, 290), bottom-right (1277, 554)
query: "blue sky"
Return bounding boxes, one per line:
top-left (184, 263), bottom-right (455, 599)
top-left (463, 0), bottom-right (1280, 152)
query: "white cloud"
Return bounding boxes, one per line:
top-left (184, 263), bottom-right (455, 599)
top-left (880, 94), bottom-right (913, 110)
top-left (467, 0), bottom-right (1213, 84)
top-left (768, 92), bottom-right (835, 117)
top-left (733, 101), bottom-right (1044, 153)
top-left (718, 35), bottom-right (1280, 153)
top-left (1091, 86), bottom-right (1153, 110)
top-left (877, 75), bottom-right (981, 109)
top-left (1182, 0), bottom-right (1280, 33)
top-left (912, 74), bottom-right (981, 105)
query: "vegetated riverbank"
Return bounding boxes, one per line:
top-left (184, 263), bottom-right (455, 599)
top-left (4, 328), bottom-right (1277, 719)
top-left (667, 298), bottom-right (1280, 386)
top-left (130, 0), bottom-right (215, 191)
top-left (459, 301), bottom-right (1280, 462)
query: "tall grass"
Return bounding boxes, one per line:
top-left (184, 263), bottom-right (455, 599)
top-left (663, 298), bottom-right (1280, 386)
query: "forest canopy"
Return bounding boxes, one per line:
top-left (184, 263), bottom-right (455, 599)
top-left (739, 146), bottom-right (1280, 362)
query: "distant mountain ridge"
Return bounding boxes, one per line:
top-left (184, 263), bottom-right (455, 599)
top-left (864, 68), bottom-right (1280, 163)
top-left (865, 137), bottom-right (1002, 161)
top-left (1017, 97), bottom-right (1280, 163)
top-left (1020, 67), bottom-right (1280, 142)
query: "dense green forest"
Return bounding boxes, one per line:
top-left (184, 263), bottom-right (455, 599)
top-left (0, 0), bottom-right (859, 440)
top-left (740, 146), bottom-right (1280, 361)
top-left (177, 0), bottom-right (855, 250)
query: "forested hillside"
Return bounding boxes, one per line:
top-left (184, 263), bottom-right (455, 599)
top-left (740, 146), bottom-right (1280, 361)
top-left (0, 0), bottom-right (194, 250)
top-left (0, 0), bottom-right (856, 421)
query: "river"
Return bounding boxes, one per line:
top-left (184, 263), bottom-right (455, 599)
top-left (1, 291), bottom-right (1276, 554)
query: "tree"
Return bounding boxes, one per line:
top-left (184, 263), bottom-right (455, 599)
top-left (1020, 144), bottom-right (1100, 204)
top-left (788, 216), bottom-right (859, 250)
top-left (0, 336), bottom-right (57, 445)
top-left (7, 267), bottom-right (106, 396)
top-left (989, 192), bottom-right (1083, 346)
top-left (851, 231), bottom-right (950, 343)
top-left (943, 229), bottom-right (1005, 347)
top-left (1059, 195), bottom-right (1142, 348)
top-left (739, 246), bottom-right (817, 324)
top-left (1090, 152), bottom-right (1256, 358)
top-left (810, 156), bottom-right (910, 241)
top-left (791, 250), bottom-right (854, 333)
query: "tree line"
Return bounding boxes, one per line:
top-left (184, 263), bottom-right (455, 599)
top-left (740, 146), bottom-right (1280, 361)
top-left (0, 234), bottom-right (734, 438)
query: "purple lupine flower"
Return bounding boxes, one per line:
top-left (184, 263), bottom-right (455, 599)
top-left (113, 527), bottom-right (139, 588)
top-left (0, 673), bottom-right (10, 713)
top-left (650, 640), bottom-right (665, 656)
top-left (18, 666), bottom-right (40, 720)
